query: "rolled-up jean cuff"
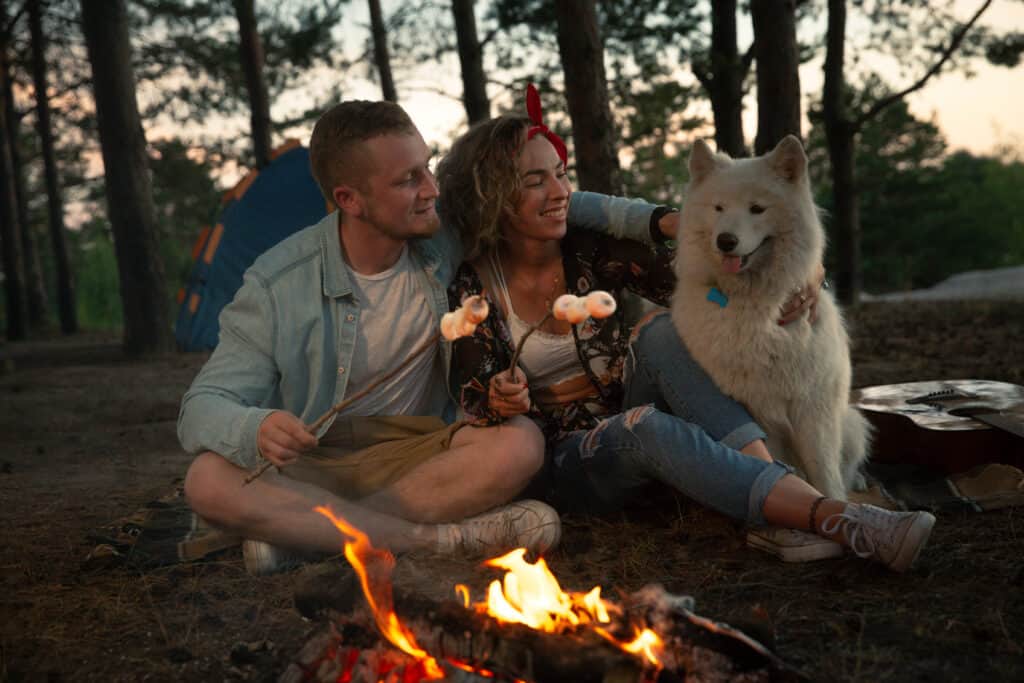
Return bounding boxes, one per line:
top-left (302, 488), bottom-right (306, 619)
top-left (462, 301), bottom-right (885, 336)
top-left (746, 460), bottom-right (795, 525)
top-left (721, 422), bottom-right (768, 451)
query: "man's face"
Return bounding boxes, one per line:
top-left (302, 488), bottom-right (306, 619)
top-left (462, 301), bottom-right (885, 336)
top-left (344, 132), bottom-right (440, 240)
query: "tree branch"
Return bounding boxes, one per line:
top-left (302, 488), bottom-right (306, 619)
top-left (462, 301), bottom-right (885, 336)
top-left (853, 0), bottom-right (993, 132)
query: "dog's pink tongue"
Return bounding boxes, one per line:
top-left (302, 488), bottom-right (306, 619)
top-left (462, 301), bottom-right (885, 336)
top-left (722, 255), bottom-right (743, 274)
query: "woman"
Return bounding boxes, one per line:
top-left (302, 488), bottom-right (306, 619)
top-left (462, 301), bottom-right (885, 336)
top-left (437, 89), bottom-right (935, 572)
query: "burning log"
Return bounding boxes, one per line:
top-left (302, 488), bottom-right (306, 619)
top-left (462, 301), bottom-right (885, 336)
top-left (277, 507), bottom-right (805, 682)
top-left (282, 578), bottom-right (804, 683)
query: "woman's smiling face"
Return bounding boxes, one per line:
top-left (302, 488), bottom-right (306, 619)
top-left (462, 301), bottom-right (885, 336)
top-left (506, 135), bottom-right (572, 244)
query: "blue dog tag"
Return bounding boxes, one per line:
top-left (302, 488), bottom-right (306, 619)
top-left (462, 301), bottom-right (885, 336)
top-left (707, 287), bottom-right (729, 308)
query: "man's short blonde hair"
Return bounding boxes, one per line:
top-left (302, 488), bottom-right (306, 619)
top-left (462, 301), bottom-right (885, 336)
top-left (309, 100), bottom-right (417, 203)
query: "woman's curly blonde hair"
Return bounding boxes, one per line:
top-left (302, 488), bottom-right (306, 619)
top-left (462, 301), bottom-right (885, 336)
top-left (436, 115), bottom-right (533, 261)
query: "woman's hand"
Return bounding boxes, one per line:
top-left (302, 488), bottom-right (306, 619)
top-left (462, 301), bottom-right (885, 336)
top-left (257, 410), bottom-right (319, 467)
top-left (488, 368), bottom-right (532, 417)
top-left (778, 263), bottom-right (826, 325)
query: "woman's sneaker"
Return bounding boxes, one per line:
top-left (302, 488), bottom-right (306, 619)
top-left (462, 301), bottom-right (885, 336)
top-left (437, 500), bottom-right (561, 558)
top-left (746, 526), bottom-right (845, 562)
top-left (821, 503), bottom-right (936, 572)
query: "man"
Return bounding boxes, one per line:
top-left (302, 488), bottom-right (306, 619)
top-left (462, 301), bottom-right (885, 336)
top-left (178, 100), bottom-right (667, 575)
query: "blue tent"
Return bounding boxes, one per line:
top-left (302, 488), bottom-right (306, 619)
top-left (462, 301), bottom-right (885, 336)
top-left (175, 142), bottom-right (330, 351)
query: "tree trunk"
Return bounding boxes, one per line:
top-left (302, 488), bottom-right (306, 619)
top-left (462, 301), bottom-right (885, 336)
top-left (0, 0), bottom-right (25, 341)
top-left (553, 0), bottom-right (621, 195)
top-left (232, 0), bottom-right (272, 168)
top-left (451, 0), bottom-right (489, 123)
top-left (707, 0), bottom-right (745, 157)
top-left (751, 0), bottom-right (802, 154)
top-left (81, 0), bottom-right (173, 354)
top-left (28, 0), bottom-right (77, 334)
top-left (823, 0), bottom-right (860, 304)
top-left (4, 71), bottom-right (48, 329)
top-left (367, 0), bottom-right (397, 102)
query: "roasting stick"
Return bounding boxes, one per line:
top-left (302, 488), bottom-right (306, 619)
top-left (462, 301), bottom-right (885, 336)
top-left (506, 291), bottom-right (618, 380)
top-left (243, 296), bottom-right (492, 486)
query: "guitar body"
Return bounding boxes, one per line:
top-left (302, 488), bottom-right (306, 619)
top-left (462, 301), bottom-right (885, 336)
top-left (851, 380), bottom-right (1024, 475)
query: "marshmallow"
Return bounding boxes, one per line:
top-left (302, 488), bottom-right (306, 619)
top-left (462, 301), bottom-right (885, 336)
top-left (585, 290), bottom-right (617, 319)
top-left (461, 295), bottom-right (490, 325)
top-left (440, 312), bottom-right (460, 341)
top-left (552, 294), bottom-right (579, 322)
top-left (564, 298), bottom-right (590, 324)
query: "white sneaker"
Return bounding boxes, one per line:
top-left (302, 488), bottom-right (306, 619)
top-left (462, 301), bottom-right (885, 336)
top-left (821, 503), bottom-right (936, 573)
top-left (242, 540), bottom-right (308, 576)
top-left (438, 500), bottom-right (561, 558)
top-left (746, 526), bottom-right (845, 563)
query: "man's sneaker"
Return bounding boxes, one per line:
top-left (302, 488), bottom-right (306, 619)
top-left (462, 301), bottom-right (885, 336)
top-left (821, 503), bottom-right (936, 573)
top-left (746, 526), bottom-right (845, 563)
top-left (242, 540), bottom-right (309, 576)
top-left (438, 500), bottom-right (561, 558)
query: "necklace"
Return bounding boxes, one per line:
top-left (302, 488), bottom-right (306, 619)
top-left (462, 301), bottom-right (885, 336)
top-left (492, 252), bottom-right (565, 319)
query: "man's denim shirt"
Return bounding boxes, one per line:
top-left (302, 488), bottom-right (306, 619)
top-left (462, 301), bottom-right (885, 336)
top-left (177, 191), bottom-right (661, 468)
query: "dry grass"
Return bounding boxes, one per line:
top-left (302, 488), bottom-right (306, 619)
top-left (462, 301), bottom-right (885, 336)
top-left (1, 302), bottom-right (1023, 681)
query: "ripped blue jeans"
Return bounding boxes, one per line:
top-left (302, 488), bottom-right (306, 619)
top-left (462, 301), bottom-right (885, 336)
top-left (550, 312), bottom-right (790, 524)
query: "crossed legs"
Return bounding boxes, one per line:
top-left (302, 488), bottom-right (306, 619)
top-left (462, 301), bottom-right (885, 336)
top-left (183, 415), bottom-right (544, 554)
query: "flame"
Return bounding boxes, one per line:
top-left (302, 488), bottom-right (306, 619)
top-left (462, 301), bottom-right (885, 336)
top-left (315, 506), bottom-right (444, 679)
top-left (465, 548), bottom-right (663, 668)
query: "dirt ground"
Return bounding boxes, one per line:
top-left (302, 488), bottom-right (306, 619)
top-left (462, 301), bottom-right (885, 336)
top-left (1, 300), bottom-right (1022, 682)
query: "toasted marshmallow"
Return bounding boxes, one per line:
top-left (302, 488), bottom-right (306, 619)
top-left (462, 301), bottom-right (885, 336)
top-left (461, 295), bottom-right (489, 325)
top-left (552, 294), bottom-right (579, 322)
top-left (584, 290), bottom-right (617, 319)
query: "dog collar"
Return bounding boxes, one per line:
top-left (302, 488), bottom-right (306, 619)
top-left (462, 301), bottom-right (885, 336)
top-left (707, 287), bottom-right (729, 308)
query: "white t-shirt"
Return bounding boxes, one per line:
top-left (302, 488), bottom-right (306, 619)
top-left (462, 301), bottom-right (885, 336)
top-left (339, 246), bottom-right (449, 417)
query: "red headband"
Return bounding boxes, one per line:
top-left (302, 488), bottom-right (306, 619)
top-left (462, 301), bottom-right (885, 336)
top-left (525, 84), bottom-right (568, 166)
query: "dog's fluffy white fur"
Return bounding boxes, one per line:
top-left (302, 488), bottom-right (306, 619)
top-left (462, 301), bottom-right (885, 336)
top-left (670, 136), bottom-right (869, 499)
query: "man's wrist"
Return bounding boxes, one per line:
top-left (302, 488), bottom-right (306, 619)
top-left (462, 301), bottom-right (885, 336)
top-left (649, 206), bottom-right (680, 246)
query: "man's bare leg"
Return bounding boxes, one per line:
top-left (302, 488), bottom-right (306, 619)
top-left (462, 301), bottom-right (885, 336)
top-left (184, 452), bottom-right (437, 553)
top-left (359, 415), bottom-right (545, 524)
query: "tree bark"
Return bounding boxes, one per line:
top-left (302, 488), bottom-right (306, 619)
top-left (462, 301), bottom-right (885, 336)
top-left (28, 0), bottom-right (77, 334)
top-left (705, 0), bottom-right (746, 157)
top-left (0, 0), bottom-right (25, 341)
top-left (451, 0), bottom-right (489, 123)
top-left (3, 13), bottom-right (48, 329)
top-left (822, 0), bottom-right (860, 304)
top-left (367, 0), bottom-right (397, 102)
top-left (232, 0), bottom-right (272, 168)
top-left (553, 0), bottom-right (621, 195)
top-left (751, 0), bottom-right (802, 155)
top-left (81, 0), bottom-right (173, 354)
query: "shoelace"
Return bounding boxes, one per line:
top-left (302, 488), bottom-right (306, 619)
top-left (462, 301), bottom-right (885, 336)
top-left (821, 509), bottom-right (877, 559)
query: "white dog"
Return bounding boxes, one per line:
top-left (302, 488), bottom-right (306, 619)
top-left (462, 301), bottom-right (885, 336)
top-left (670, 135), bottom-right (869, 499)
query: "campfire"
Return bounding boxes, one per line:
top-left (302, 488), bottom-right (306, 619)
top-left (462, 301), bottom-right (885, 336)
top-left (278, 507), bottom-right (801, 683)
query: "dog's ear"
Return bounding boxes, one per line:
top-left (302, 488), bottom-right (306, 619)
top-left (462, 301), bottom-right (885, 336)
top-left (688, 139), bottom-right (719, 184)
top-left (767, 135), bottom-right (807, 183)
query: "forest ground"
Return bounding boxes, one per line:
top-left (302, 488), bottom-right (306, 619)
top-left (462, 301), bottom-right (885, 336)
top-left (1, 300), bottom-right (1022, 682)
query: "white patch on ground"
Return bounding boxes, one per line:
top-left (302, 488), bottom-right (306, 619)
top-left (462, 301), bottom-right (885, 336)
top-left (866, 266), bottom-right (1024, 302)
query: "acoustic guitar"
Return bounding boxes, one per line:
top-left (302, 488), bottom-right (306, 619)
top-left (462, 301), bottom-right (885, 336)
top-left (850, 379), bottom-right (1024, 475)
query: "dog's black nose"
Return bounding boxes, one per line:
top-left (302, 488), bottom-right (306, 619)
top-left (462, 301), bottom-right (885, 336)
top-left (716, 233), bottom-right (739, 253)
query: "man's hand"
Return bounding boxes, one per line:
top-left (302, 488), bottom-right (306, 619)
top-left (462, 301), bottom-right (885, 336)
top-left (778, 263), bottom-right (826, 326)
top-left (257, 410), bottom-right (319, 467)
top-left (488, 368), bottom-right (532, 417)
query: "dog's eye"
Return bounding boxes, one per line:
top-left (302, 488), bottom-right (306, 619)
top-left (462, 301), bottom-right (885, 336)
top-left (750, 204), bottom-right (765, 215)
top-left (714, 205), bottom-right (724, 212)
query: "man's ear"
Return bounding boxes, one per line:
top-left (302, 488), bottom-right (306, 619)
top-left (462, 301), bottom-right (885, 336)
top-left (333, 184), bottom-right (365, 219)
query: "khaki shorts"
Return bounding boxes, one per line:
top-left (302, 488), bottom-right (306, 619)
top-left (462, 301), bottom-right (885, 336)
top-left (282, 415), bottom-right (465, 499)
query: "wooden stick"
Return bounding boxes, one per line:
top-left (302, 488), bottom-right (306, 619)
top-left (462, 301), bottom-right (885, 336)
top-left (507, 311), bottom-right (553, 377)
top-left (242, 332), bottom-right (443, 486)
